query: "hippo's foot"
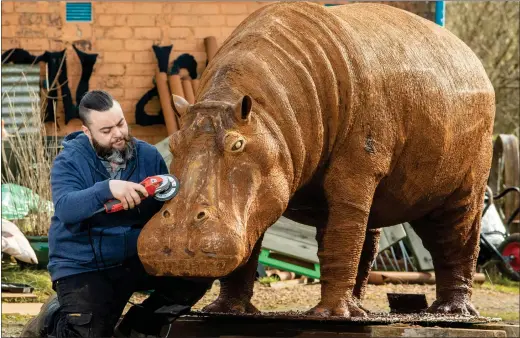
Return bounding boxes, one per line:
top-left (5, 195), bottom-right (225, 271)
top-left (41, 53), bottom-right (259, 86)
top-left (427, 294), bottom-right (479, 316)
top-left (306, 299), bottom-right (367, 318)
top-left (352, 297), bottom-right (371, 314)
top-left (202, 298), bottom-right (260, 314)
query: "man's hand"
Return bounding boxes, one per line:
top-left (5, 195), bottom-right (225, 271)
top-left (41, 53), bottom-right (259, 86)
top-left (109, 180), bottom-right (149, 210)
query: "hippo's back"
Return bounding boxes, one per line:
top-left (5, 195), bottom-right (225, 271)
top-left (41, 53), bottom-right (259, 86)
top-left (199, 2), bottom-right (495, 214)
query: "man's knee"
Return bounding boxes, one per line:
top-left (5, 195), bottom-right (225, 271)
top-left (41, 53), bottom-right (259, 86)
top-left (54, 312), bottom-right (92, 338)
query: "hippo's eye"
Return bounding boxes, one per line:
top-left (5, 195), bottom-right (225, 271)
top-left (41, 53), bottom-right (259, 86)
top-left (223, 132), bottom-right (246, 153)
top-left (231, 140), bottom-right (244, 151)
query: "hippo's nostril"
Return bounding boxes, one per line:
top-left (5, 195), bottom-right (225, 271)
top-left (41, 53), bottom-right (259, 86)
top-left (197, 211), bottom-right (206, 219)
top-left (162, 247), bottom-right (172, 255)
top-left (184, 248), bottom-right (196, 257)
top-left (163, 209), bottom-right (171, 218)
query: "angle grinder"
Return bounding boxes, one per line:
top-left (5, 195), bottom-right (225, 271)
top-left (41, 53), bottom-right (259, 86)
top-left (94, 174), bottom-right (180, 214)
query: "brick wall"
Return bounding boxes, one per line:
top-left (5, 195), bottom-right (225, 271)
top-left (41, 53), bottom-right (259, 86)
top-left (2, 1), bottom-right (434, 144)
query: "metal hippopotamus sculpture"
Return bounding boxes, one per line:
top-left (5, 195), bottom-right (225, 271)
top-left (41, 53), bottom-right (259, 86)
top-left (138, 2), bottom-right (495, 318)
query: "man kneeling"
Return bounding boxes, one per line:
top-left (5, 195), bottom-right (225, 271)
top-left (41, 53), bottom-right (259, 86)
top-left (21, 90), bottom-right (211, 338)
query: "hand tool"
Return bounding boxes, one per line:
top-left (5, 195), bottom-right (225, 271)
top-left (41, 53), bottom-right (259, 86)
top-left (94, 174), bottom-right (180, 214)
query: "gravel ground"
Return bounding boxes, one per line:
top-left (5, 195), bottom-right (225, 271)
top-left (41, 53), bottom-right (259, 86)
top-left (3, 282), bottom-right (518, 337)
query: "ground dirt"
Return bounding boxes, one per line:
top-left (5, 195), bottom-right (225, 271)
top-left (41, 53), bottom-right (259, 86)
top-left (3, 281), bottom-right (518, 337)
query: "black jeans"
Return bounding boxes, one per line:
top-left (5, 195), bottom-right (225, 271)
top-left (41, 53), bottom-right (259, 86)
top-left (52, 257), bottom-right (211, 338)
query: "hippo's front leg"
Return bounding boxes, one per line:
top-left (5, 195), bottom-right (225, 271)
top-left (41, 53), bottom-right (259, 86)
top-left (202, 236), bottom-right (263, 313)
top-left (308, 162), bottom-right (381, 318)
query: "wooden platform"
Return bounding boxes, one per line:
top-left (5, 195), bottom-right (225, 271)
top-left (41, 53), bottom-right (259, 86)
top-left (163, 313), bottom-right (518, 337)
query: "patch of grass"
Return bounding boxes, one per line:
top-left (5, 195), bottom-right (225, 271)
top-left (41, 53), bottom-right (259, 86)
top-left (477, 265), bottom-right (520, 294)
top-left (477, 282), bottom-right (520, 294)
top-left (479, 310), bottom-right (520, 323)
top-left (1, 263), bottom-right (53, 303)
top-left (258, 275), bottom-right (280, 285)
top-left (1, 313), bottom-right (33, 325)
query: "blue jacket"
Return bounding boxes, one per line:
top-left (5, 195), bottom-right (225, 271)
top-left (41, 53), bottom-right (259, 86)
top-left (48, 131), bottom-right (168, 282)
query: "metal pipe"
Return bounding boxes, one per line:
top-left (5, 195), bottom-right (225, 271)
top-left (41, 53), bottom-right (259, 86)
top-left (435, 1), bottom-right (445, 27)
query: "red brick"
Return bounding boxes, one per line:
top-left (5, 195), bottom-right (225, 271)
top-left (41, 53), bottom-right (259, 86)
top-left (46, 13), bottom-right (62, 26)
top-left (198, 15), bottom-right (226, 27)
top-left (93, 27), bottom-right (105, 38)
top-left (125, 76), bottom-right (154, 88)
top-left (96, 64), bottom-right (126, 76)
top-left (14, 2), bottom-right (52, 13)
top-left (2, 2), bottom-right (14, 13)
top-left (61, 23), bottom-right (92, 41)
top-left (191, 3), bottom-right (220, 14)
top-left (168, 27), bottom-right (193, 39)
top-left (2, 13), bottom-right (20, 25)
top-left (127, 15), bottom-right (155, 27)
top-left (106, 27), bottom-right (133, 39)
top-left (133, 3), bottom-right (163, 14)
top-left (95, 39), bottom-right (124, 51)
top-left (125, 63), bottom-right (157, 76)
top-left (124, 39), bottom-right (154, 51)
top-left (19, 38), bottom-right (49, 51)
top-left (104, 51), bottom-right (133, 63)
top-left (116, 15), bottom-right (126, 26)
top-left (105, 76), bottom-right (124, 89)
top-left (107, 88), bottom-right (125, 100)
top-left (226, 15), bottom-right (248, 26)
top-left (98, 14), bottom-right (115, 27)
top-left (49, 39), bottom-right (65, 50)
top-left (134, 27), bottom-right (162, 40)
top-left (2, 26), bottom-right (17, 38)
top-left (1, 38), bottom-right (20, 50)
top-left (133, 51), bottom-right (155, 64)
top-left (171, 39), bottom-right (198, 52)
top-left (172, 3), bottom-right (192, 14)
top-left (166, 15), bottom-right (192, 27)
top-left (125, 88), bottom-right (147, 100)
top-left (194, 26), bottom-right (221, 38)
top-left (102, 3), bottom-right (134, 14)
top-left (220, 4), bottom-right (248, 14)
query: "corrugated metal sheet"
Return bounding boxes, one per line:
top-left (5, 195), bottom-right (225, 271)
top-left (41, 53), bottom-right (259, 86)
top-left (66, 2), bottom-right (92, 22)
top-left (1, 64), bottom-right (41, 134)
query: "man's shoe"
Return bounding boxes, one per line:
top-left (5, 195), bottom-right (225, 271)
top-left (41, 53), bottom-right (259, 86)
top-left (19, 293), bottom-right (60, 337)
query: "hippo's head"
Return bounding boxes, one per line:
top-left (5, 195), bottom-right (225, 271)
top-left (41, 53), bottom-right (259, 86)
top-left (137, 95), bottom-right (291, 278)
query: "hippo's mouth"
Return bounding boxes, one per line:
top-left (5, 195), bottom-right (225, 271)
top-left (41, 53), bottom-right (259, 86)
top-left (139, 254), bottom-right (242, 278)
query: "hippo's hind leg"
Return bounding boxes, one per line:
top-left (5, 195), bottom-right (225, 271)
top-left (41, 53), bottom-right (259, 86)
top-left (410, 183), bottom-right (485, 316)
top-left (202, 235), bottom-right (263, 314)
top-left (352, 228), bottom-right (381, 311)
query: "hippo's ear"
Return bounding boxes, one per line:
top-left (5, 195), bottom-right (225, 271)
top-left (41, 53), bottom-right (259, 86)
top-left (234, 95), bottom-right (252, 123)
top-left (172, 94), bottom-right (190, 117)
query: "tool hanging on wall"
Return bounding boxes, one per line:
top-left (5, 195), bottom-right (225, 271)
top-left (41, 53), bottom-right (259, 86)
top-left (40, 49), bottom-right (76, 124)
top-left (95, 174), bottom-right (180, 214)
top-left (72, 45), bottom-right (98, 117)
top-left (135, 87), bottom-right (165, 126)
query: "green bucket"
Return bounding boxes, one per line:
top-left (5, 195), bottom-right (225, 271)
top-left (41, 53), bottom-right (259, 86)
top-left (26, 236), bottom-right (49, 270)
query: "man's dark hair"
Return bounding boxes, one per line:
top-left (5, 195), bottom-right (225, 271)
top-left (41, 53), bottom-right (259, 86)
top-left (78, 90), bottom-right (114, 125)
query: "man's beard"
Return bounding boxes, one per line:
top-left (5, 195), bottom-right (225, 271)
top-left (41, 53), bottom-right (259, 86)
top-left (92, 134), bottom-right (135, 164)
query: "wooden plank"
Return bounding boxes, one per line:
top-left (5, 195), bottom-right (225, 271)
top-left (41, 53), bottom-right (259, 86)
top-left (2, 293), bottom-right (37, 299)
top-left (2, 302), bottom-right (43, 315)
